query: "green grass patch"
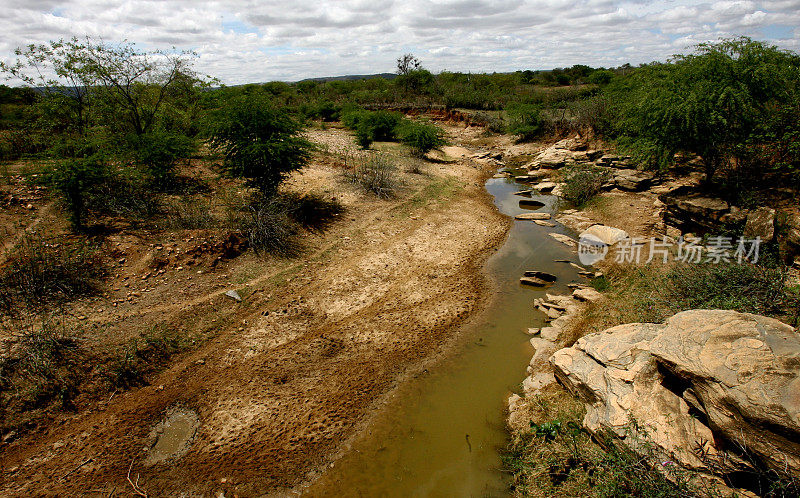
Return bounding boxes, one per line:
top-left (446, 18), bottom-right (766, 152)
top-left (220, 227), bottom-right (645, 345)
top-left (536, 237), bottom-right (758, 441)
top-left (396, 175), bottom-right (464, 215)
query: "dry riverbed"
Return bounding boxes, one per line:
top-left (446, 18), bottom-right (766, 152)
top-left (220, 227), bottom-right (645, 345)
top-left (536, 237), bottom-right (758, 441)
top-left (0, 124), bottom-right (515, 496)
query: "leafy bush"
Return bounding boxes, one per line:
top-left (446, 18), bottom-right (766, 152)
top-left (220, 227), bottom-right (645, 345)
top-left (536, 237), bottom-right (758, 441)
top-left (47, 154), bottom-right (109, 229)
top-left (300, 99), bottom-right (342, 122)
top-left (559, 163), bottom-right (612, 207)
top-left (83, 169), bottom-right (161, 223)
top-left (316, 100), bottom-right (341, 122)
top-left (506, 102), bottom-right (546, 141)
top-left (471, 112), bottom-right (505, 133)
top-left (397, 120), bottom-right (446, 156)
top-left (341, 109), bottom-right (404, 148)
top-left (567, 96), bottom-right (615, 136)
top-left (0, 129), bottom-right (49, 161)
top-left (225, 191), bottom-right (342, 255)
top-left (127, 130), bottom-right (196, 189)
top-left (208, 94), bottom-right (313, 197)
top-left (161, 196), bottom-right (218, 230)
top-left (355, 122), bottom-right (374, 149)
top-left (342, 151), bottom-right (399, 198)
top-left (666, 263), bottom-right (797, 319)
top-left (589, 261), bottom-right (800, 329)
top-left (0, 233), bottom-right (105, 314)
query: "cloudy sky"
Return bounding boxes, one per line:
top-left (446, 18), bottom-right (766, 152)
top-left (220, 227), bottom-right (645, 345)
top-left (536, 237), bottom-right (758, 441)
top-left (1, 0), bottom-right (799, 84)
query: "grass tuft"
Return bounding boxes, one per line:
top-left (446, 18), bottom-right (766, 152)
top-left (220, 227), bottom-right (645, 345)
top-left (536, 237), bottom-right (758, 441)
top-left (0, 233), bottom-right (105, 314)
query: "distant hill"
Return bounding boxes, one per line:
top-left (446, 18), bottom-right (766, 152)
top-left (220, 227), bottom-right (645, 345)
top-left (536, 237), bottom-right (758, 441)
top-left (298, 73), bottom-right (397, 83)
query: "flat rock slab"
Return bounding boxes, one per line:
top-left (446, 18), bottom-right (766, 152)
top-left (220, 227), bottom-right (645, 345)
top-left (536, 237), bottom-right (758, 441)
top-left (549, 233), bottom-right (577, 248)
top-left (534, 220), bottom-right (556, 227)
top-left (532, 181), bottom-right (558, 193)
top-left (514, 190), bottom-right (533, 196)
top-left (520, 276), bottom-right (552, 287)
top-left (515, 212), bottom-right (551, 221)
top-left (744, 206), bottom-right (776, 242)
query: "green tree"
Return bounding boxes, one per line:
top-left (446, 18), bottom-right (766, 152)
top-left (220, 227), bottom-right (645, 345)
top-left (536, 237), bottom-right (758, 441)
top-left (82, 41), bottom-right (199, 138)
top-left (47, 142), bottom-right (108, 230)
top-left (506, 102), bottom-right (545, 141)
top-left (611, 37), bottom-right (800, 185)
top-left (208, 94), bottom-right (313, 197)
top-left (1, 38), bottom-right (96, 136)
top-left (126, 130), bottom-right (196, 189)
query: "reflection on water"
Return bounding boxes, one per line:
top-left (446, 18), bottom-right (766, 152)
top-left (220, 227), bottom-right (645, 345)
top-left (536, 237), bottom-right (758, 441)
top-left (305, 175), bottom-right (584, 497)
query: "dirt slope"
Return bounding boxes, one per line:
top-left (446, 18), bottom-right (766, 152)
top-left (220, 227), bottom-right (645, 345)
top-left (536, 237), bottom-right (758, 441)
top-left (0, 125), bottom-right (510, 496)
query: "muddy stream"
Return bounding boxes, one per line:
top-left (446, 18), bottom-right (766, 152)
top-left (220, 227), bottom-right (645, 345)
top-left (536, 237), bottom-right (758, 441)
top-left (306, 172), bottom-right (585, 497)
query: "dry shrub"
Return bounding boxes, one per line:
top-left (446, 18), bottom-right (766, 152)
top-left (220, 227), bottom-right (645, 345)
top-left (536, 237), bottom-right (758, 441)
top-left (341, 151), bottom-right (399, 199)
top-left (0, 233), bottom-right (105, 314)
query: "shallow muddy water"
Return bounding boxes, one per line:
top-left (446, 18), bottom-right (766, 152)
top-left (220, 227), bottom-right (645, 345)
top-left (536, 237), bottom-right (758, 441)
top-left (306, 175), bottom-right (585, 497)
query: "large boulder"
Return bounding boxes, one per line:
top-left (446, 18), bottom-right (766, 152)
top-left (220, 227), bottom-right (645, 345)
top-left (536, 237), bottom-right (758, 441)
top-left (551, 310), bottom-right (800, 480)
top-left (580, 224), bottom-right (629, 246)
top-left (743, 206), bottom-right (776, 243)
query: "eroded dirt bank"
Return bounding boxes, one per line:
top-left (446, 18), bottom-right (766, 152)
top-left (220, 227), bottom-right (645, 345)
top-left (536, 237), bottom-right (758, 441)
top-left (0, 125), bottom-right (513, 496)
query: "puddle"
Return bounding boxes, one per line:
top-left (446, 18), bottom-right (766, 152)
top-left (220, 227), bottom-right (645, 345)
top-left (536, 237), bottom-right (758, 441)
top-left (305, 174), bottom-right (585, 497)
top-left (145, 406), bottom-right (200, 465)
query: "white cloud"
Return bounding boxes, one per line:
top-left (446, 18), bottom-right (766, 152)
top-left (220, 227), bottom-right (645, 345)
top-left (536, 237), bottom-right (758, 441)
top-left (0, 0), bottom-right (797, 84)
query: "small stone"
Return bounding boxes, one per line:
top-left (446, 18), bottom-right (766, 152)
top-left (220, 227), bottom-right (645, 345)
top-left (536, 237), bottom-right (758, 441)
top-left (225, 290), bottom-right (242, 302)
top-left (524, 270), bottom-right (557, 282)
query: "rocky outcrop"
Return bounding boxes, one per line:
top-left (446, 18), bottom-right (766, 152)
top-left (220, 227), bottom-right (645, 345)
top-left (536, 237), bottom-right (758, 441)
top-left (613, 169), bottom-right (656, 191)
top-left (551, 310), bottom-right (800, 479)
top-left (528, 140), bottom-right (594, 169)
top-left (659, 186), bottom-right (730, 232)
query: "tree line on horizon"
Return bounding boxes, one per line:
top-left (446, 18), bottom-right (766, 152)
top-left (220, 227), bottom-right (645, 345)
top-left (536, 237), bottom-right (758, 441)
top-left (0, 36), bottom-right (798, 230)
